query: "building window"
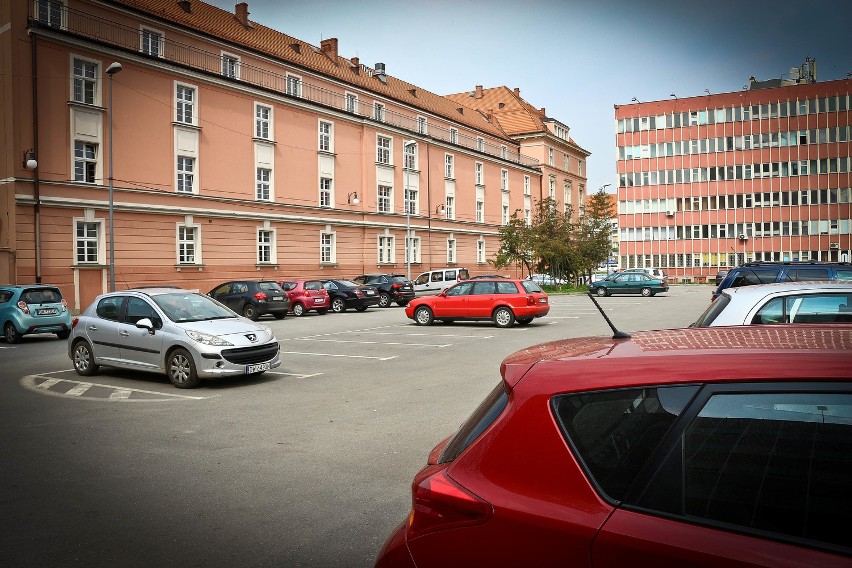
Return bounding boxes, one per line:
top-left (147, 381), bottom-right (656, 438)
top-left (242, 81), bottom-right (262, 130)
top-left (477, 137), bottom-right (484, 151)
top-left (548, 148), bottom-right (554, 166)
top-left (140, 27), bottom-right (163, 57)
top-left (75, 221), bottom-right (100, 263)
top-left (501, 169), bottom-right (508, 191)
top-left (221, 53), bottom-right (240, 79)
top-left (320, 232), bottom-right (335, 264)
top-left (476, 199), bottom-right (484, 223)
top-left (445, 154), bottom-right (454, 179)
top-left (579, 160), bottom-right (585, 176)
top-left (405, 187), bottom-right (418, 215)
top-left (319, 121), bottom-right (332, 152)
top-left (177, 156), bottom-right (195, 193)
top-left (257, 229), bottom-right (274, 264)
top-left (475, 162), bottom-right (484, 185)
top-left (406, 236), bottom-right (421, 264)
top-left (374, 102), bottom-right (385, 122)
top-left (72, 58), bottom-right (97, 105)
top-left (477, 239), bottom-right (485, 263)
top-left (501, 145), bottom-right (508, 159)
top-left (549, 176), bottom-right (556, 199)
top-left (175, 84), bottom-right (195, 125)
top-left (404, 143), bottom-right (416, 170)
top-left (255, 104), bottom-right (271, 140)
top-left (445, 195), bottom-right (455, 220)
top-left (256, 167), bottom-right (271, 201)
top-left (377, 136), bottom-right (391, 164)
top-left (74, 141), bottom-right (97, 183)
top-left (319, 178), bottom-right (332, 207)
top-left (345, 92), bottom-right (357, 113)
top-left (378, 235), bottom-right (394, 264)
top-left (524, 175), bottom-right (531, 196)
top-left (418, 116), bottom-right (427, 134)
top-left (38, 0), bottom-right (65, 29)
top-left (286, 74), bottom-right (302, 97)
top-left (450, 128), bottom-right (459, 144)
top-left (378, 185), bottom-right (392, 213)
top-left (502, 205), bottom-right (509, 225)
top-left (447, 238), bottom-right (456, 263)
top-left (177, 225), bottom-right (198, 264)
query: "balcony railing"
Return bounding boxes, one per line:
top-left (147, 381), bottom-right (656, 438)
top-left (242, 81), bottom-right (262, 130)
top-left (31, 2), bottom-right (538, 168)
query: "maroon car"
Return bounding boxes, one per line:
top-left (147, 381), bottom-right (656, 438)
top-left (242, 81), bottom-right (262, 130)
top-left (279, 280), bottom-right (330, 316)
top-left (375, 325), bottom-right (852, 567)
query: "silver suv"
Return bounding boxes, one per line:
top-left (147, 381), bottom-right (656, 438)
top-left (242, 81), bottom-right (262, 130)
top-left (68, 288), bottom-right (280, 388)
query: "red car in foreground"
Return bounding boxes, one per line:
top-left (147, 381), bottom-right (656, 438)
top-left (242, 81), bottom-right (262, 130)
top-left (375, 325), bottom-right (852, 567)
top-left (279, 280), bottom-right (330, 316)
top-left (403, 278), bottom-right (549, 328)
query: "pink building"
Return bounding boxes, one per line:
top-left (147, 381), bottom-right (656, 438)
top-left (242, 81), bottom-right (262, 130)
top-left (2, 0), bottom-right (587, 312)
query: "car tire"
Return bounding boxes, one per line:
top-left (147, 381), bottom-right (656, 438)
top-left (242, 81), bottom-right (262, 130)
top-left (316, 309), bottom-right (328, 315)
top-left (517, 317), bottom-right (533, 325)
top-left (378, 293), bottom-right (392, 308)
top-left (331, 298), bottom-right (346, 313)
top-left (292, 303), bottom-right (306, 317)
top-left (72, 340), bottom-right (99, 376)
top-left (397, 301), bottom-right (409, 307)
top-left (4, 322), bottom-right (22, 344)
top-left (414, 306), bottom-right (434, 326)
top-left (492, 306), bottom-right (515, 328)
top-left (56, 330), bottom-right (71, 339)
top-left (167, 348), bottom-right (200, 389)
top-left (641, 287), bottom-right (652, 297)
top-left (596, 287), bottom-right (608, 297)
top-left (273, 312), bottom-right (286, 320)
top-left (355, 306), bottom-right (368, 312)
top-left (242, 303), bottom-right (259, 321)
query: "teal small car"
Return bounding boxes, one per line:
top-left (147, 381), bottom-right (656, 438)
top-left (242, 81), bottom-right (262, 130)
top-left (589, 272), bottom-right (669, 297)
top-left (0, 284), bottom-right (72, 343)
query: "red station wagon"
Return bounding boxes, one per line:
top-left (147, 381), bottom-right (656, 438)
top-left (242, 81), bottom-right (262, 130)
top-left (279, 280), bottom-right (330, 316)
top-left (375, 325), bottom-right (852, 568)
top-left (404, 278), bottom-right (549, 328)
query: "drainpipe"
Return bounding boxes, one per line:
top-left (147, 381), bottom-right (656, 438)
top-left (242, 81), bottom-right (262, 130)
top-left (31, 32), bottom-right (41, 284)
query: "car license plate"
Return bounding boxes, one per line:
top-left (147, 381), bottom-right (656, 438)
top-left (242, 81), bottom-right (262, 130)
top-left (36, 308), bottom-right (59, 315)
top-left (314, 298), bottom-right (323, 303)
top-left (246, 362), bottom-right (271, 374)
top-left (365, 290), bottom-right (375, 295)
top-left (272, 296), bottom-right (283, 301)
top-left (538, 298), bottom-right (547, 303)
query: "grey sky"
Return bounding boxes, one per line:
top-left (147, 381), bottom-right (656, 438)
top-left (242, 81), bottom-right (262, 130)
top-left (206, 0), bottom-right (852, 193)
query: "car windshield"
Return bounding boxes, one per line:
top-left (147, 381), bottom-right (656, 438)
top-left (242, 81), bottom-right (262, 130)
top-left (692, 294), bottom-right (731, 327)
top-left (336, 280), bottom-right (359, 287)
top-left (390, 276), bottom-right (408, 283)
top-left (152, 292), bottom-right (236, 323)
top-left (258, 282), bottom-right (284, 292)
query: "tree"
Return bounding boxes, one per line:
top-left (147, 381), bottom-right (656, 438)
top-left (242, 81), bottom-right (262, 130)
top-left (574, 189), bottom-right (614, 282)
top-left (492, 212), bottom-right (535, 276)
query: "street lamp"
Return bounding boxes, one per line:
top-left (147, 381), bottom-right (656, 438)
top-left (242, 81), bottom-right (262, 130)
top-left (106, 61), bottom-right (122, 292)
top-left (403, 140), bottom-right (417, 280)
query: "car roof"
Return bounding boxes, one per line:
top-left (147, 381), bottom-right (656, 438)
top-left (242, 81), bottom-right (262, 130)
top-left (500, 325), bottom-right (852, 391)
top-left (722, 281), bottom-right (852, 300)
top-left (0, 284), bottom-right (60, 289)
top-left (127, 287), bottom-right (197, 296)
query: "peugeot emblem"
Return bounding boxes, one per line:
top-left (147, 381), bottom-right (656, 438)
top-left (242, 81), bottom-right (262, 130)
top-left (246, 333), bottom-right (257, 342)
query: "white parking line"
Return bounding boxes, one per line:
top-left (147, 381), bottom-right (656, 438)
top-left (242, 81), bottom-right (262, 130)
top-left (281, 351), bottom-right (397, 361)
top-left (368, 332), bottom-right (494, 339)
top-left (264, 371), bottom-right (323, 379)
top-left (289, 338), bottom-right (450, 347)
top-left (110, 388), bottom-right (132, 400)
top-left (36, 378), bottom-right (61, 389)
top-left (65, 383), bottom-right (93, 396)
top-left (21, 375), bottom-right (212, 400)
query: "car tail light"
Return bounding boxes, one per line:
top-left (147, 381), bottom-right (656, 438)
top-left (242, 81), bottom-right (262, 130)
top-left (254, 291), bottom-right (267, 301)
top-left (355, 289), bottom-right (364, 297)
top-left (391, 283), bottom-right (402, 290)
top-left (17, 300), bottom-right (29, 314)
top-left (71, 317), bottom-right (80, 330)
top-left (527, 295), bottom-right (536, 305)
top-left (61, 299), bottom-right (68, 310)
top-left (406, 465), bottom-right (492, 540)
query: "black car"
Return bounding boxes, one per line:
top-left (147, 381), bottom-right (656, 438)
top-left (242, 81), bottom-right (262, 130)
top-left (208, 280), bottom-right (290, 320)
top-left (712, 261), bottom-right (852, 299)
top-left (320, 279), bottom-right (380, 313)
top-left (351, 273), bottom-right (415, 307)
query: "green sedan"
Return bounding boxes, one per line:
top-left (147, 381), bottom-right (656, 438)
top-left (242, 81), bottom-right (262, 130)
top-left (589, 272), bottom-right (669, 297)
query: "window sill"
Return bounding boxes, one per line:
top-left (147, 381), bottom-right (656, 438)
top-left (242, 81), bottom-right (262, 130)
top-left (320, 263), bottom-right (338, 268)
top-left (253, 137), bottom-right (276, 144)
top-left (256, 264), bottom-right (279, 270)
top-left (73, 263), bottom-right (108, 269)
top-left (172, 122), bottom-right (201, 130)
top-left (67, 101), bottom-right (105, 112)
top-left (375, 162), bottom-right (394, 169)
top-left (318, 150), bottom-right (336, 157)
top-left (175, 264), bottom-right (204, 271)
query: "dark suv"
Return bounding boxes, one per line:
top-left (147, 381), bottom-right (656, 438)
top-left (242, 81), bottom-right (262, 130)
top-left (713, 261), bottom-right (852, 299)
top-left (208, 280), bottom-right (290, 320)
top-left (351, 273), bottom-right (415, 307)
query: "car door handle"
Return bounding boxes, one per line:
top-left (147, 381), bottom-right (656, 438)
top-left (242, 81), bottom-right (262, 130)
top-left (119, 330), bottom-right (130, 337)
top-left (88, 325), bottom-right (98, 331)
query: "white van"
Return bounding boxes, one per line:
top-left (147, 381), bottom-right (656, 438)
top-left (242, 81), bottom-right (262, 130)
top-left (412, 268), bottom-right (470, 296)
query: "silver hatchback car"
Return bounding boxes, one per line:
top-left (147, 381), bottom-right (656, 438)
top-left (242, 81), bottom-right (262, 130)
top-left (68, 288), bottom-right (281, 388)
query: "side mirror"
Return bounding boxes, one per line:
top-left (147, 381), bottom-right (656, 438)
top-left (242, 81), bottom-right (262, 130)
top-left (135, 317), bottom-right (156, 334)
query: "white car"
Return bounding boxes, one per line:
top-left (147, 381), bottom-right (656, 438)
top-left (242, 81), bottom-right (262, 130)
top-left (692, 282), bottom-right (852, 327)
top-left (528, 274), bottom-right (566, 286)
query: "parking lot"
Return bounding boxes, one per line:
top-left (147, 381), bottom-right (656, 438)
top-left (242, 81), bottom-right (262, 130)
top-left (1, 286), bottom-right (711, 567)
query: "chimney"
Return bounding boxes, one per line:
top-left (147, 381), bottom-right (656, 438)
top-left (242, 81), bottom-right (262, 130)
top-left (540, 107), bottom-right (546, 116)
top-left (177, 0), bottom-right (191, 13)
top-left (513, 87), bottom-right (520, 97)
top-left (235, 2), bottom-right (251, 28)
top-left (374, 62), bottom-right (387, 84)
top-left (475, 85), bottom-right (483, 99)
top-left (320, 38), bottom-right (338, 60)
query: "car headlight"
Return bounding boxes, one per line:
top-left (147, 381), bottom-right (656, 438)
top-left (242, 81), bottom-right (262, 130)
top-left (262, 325), bottom-right (275, 340)
top-left (185, 329), bottom-right (234, 347)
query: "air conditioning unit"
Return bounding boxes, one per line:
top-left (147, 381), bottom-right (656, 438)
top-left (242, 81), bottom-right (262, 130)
top-left (738, 234), bottom-right (748, 241)
top-left (830, 242), bottom-right (840, 250)
top-left (666, 210), bottom-right (675, 217)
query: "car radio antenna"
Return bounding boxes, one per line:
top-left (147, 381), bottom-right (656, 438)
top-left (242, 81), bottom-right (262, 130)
top-left (586, 293), bottom-right (631, 339)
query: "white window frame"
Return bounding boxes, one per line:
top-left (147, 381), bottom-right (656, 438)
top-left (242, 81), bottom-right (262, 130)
top-left (221, 51), bottom-right (240, 79)
top-left (524, 175), bottom-right (531, 196)
top-left (140, 26), bottom-right (164, 58)
top-left (345, 91), bottom-right (358, 113)
top-left (502, 205), bottom-right (509, 225)
top-left (378, 234), bottom-right (395, 264)
top-left (257, 228), bottom-right (276, 264)
top-left (374, 102), bottom-right (385, 122)
top-left (501, 145), bottom-right (508, 159)
top-left (176, 156), bottom-right (196, 194)
top-left (477, 238), bottom-right (485, 264)
top-left (318, 120), bottom-right (333, 152)
top-left (549, 176), bottom-right (556, 199)
top-left (548, 148), bottom-right (554, 166)
top-left (404, 143), bottom-right (417, 170)
top-left (476, 137), bottom-right (484, 151)
top-left (377, 185), bottom-right (392, 213)
top-left (73, 218), bottom-right (104, 265)
top-left (501, 169), bottom-right (509, 192)
top-left (475, 162), bottom-right (484, 186)
top-left (256, 167), bottom-right (271, 201)
top-left (255, 103), bottom-right (272, 140)
top-left (71, 56), bottom-right (99, 105)
top-left (445, 154), bottom-right (454, 179)
top-left (445, 195), bottom-right (455, 220)
top-left (175, 82), bottom-right (197, 126)
top-left (376, 135), bottom-right (391, 164)
top-left (319, 177), bottom-right (332, 207)
top-left (73, 140), bottom-right (98, 183)
top-left (406, 235), bottom-right (421, 264)
top-left (405, 187), bottom-right (418, 216)
top-left (449, 128), bottom-right (459, 144)
top-left (176, 223), bottom-right (201, 265)
top-left (476, 199), bottom-right (484, 223)
top-left (286, 73), bottom-right (302, 97)
top-left (320, 231), bottom-right (336, 264)
top-left (417, 116), bottom-right (428, 135)
top-left (447, 237), bottom-right (456, 264)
